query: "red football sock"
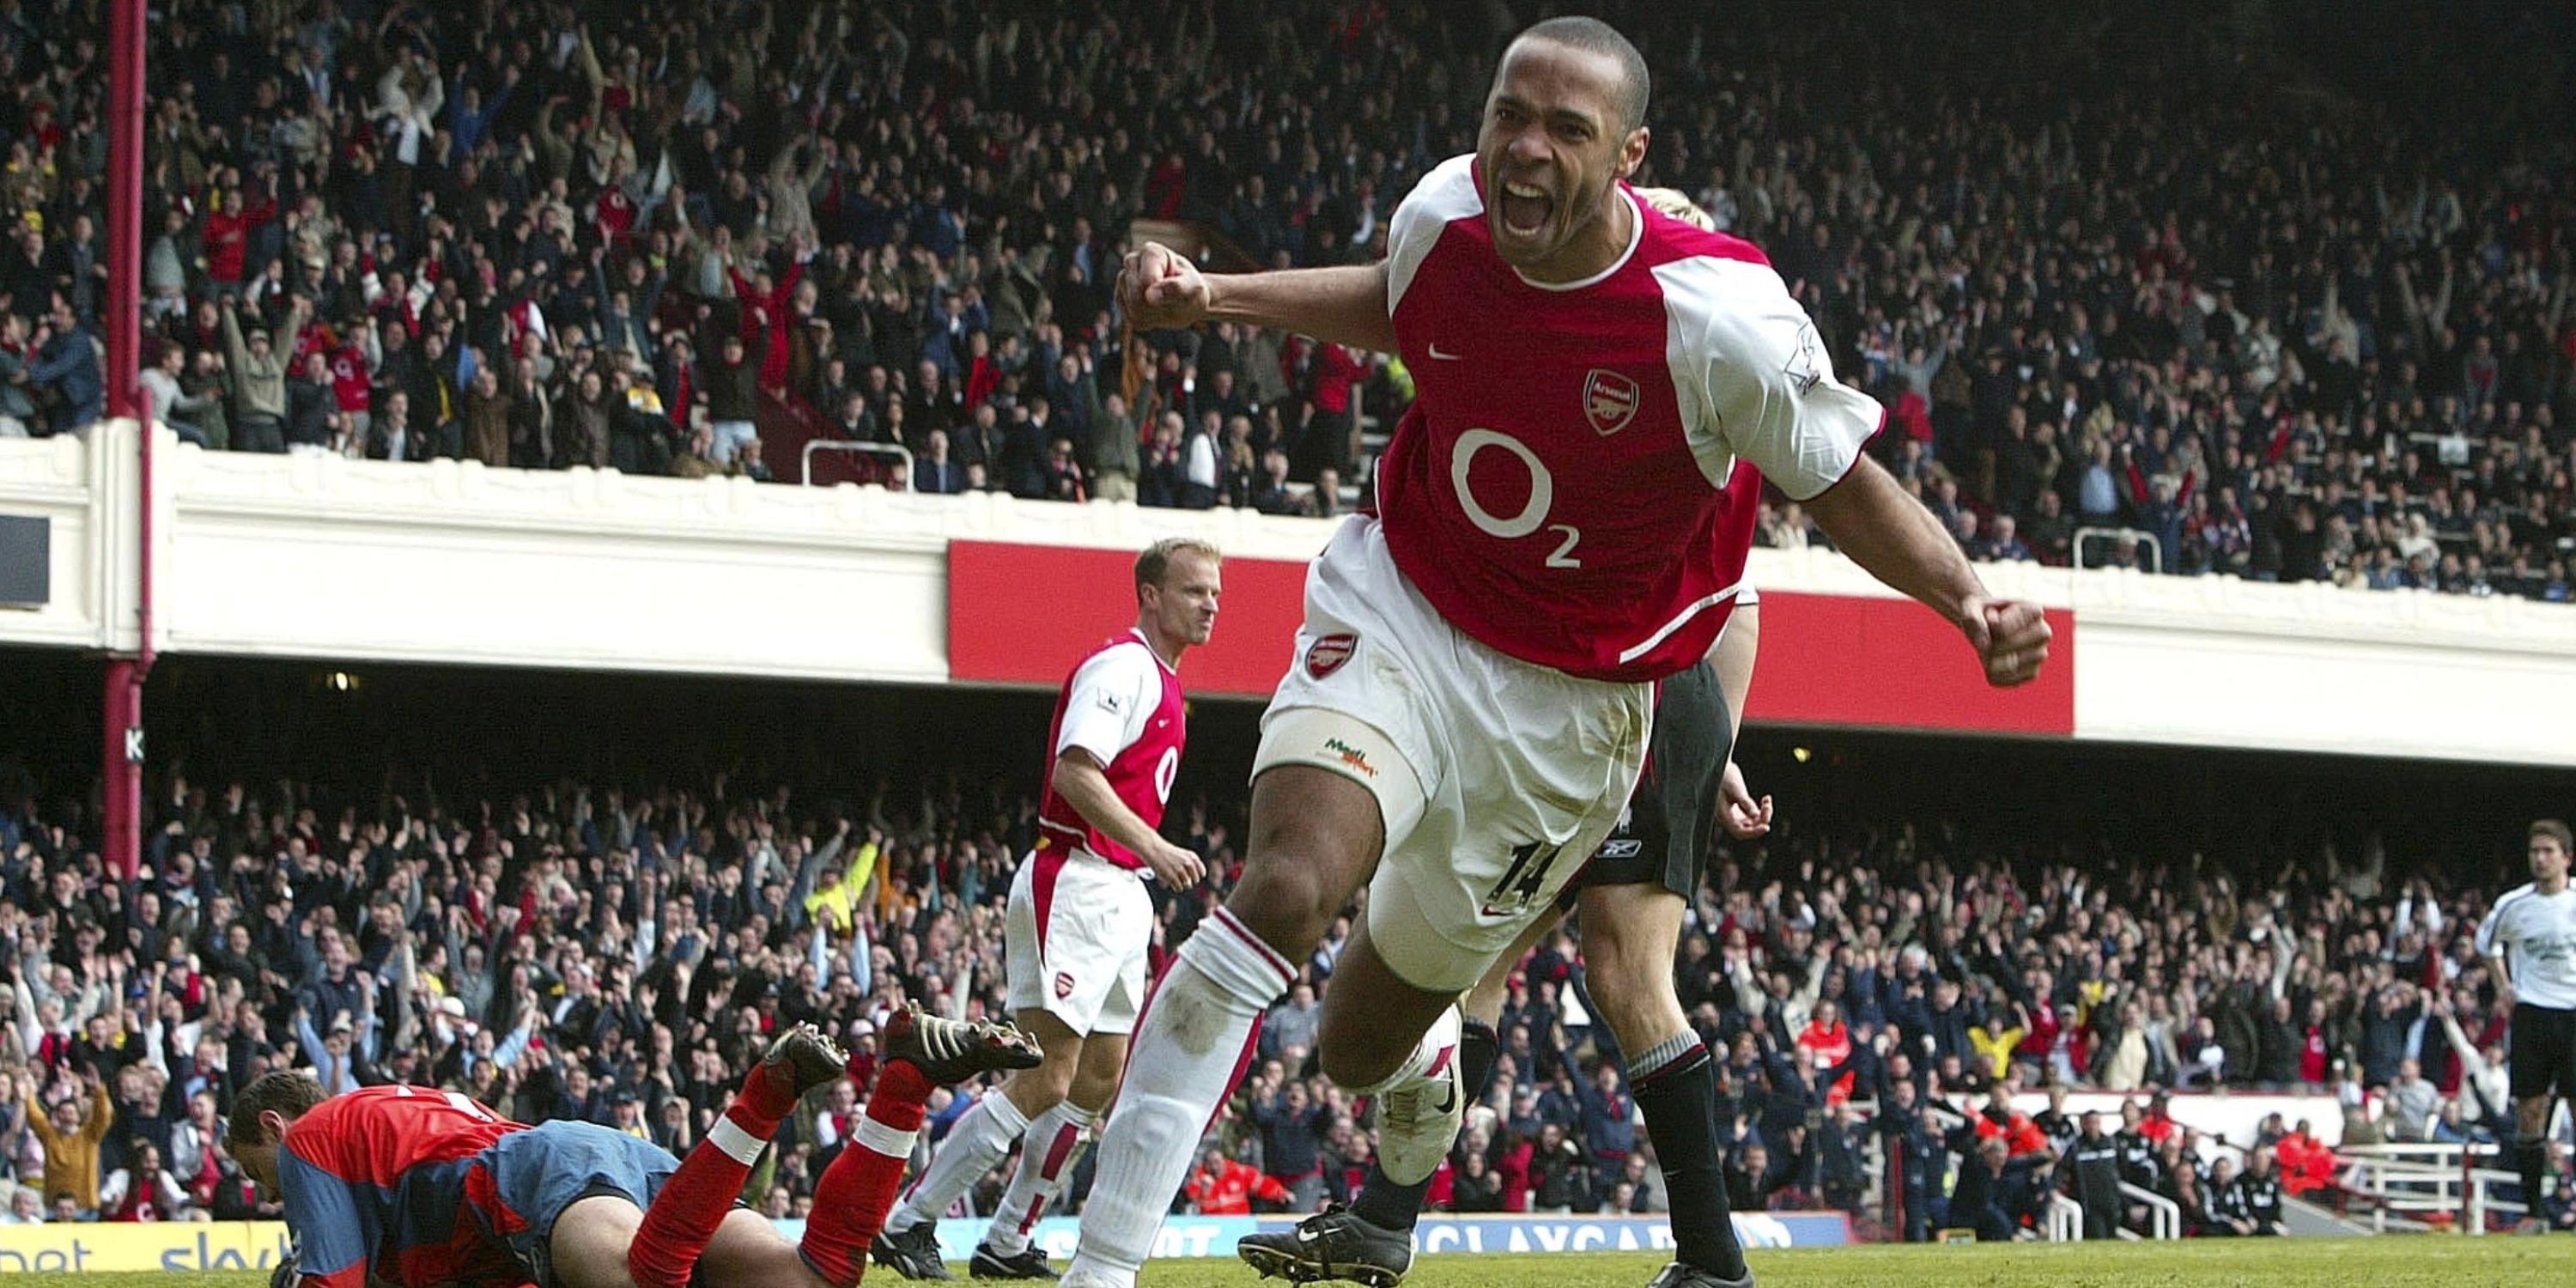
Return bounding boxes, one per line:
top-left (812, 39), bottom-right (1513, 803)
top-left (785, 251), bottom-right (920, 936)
top-left (800, 1060), bottom-right (936, 1288)
top-left (735, 1052), bottom-right (808, 1127)
top-left (629, 1060), bottom-right (809, 1288)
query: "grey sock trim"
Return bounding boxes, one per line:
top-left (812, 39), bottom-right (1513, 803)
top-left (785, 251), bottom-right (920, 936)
top-left (1630, 1030), bottom-right (1702, 1082)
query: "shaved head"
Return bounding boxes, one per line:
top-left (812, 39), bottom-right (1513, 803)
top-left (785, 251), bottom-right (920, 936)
top-left (1508, 16), bottom-right (1649, 132)
top-left (1479, 16), bottom-right (1654, 277)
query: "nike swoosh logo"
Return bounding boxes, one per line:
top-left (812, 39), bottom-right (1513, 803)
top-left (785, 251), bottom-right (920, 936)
top-left (1427, 343), bottom-right (1461, 361)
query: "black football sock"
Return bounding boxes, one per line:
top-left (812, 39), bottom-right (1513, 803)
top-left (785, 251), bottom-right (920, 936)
top-left (2519, 1136), bottom-right (2549, 1222)
top-left (1348, 1018), bottom-right (1500, 1231)
top-left (1460, 1015), bottom-right (1502, 1102)
top-left (1631, 1031), bottom-right (1746, 1280)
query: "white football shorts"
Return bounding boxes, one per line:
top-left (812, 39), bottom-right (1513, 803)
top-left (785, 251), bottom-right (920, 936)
top-left (1005, 845), bottom-right (1154, 1036)
top-left (1252, 515), bottom-right (1650, 993)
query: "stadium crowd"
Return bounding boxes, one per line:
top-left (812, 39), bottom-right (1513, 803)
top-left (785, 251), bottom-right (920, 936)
top-left (0, 1), bottom-right (2566, 592)
top-left (0, 758), bottom-right (2566, 1240)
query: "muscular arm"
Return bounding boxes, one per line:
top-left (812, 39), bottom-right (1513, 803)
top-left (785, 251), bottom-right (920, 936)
top-left (1801, 456), bottom-right (1984, 629)
top-left (22, 1091), bottom-right (58, 1148)
top-left (1727, 956), bottom-right (1765, 1018)
top-left (1710, 599), bottom-right (1759, 741)
top-left (9, 974), bottom-right (37, 1054)
top-left (1123, 241), bottom-right (1396, 355)
top-left (1053, 750), bottom-right (1157, 855)
top-left (1052, 750), bottom-right (1193, 882)
top-left (279, 1155), bottom-right (372, 1288)
top-left (1702, 597), bottom-right (1777, 839)
top-left (2437, 1009), bottom-right (2486, 1072)
top-left (2476, 905), bottom-right (2515, 1006)
top-left (1201, 263), bottom-right (1398, 355)
top-left (83, 1078), bottom-right (112, 1143)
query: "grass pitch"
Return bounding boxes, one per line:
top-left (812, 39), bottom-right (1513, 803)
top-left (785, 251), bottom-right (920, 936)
top-left (30, 1236), bottom-right (2576, 1288)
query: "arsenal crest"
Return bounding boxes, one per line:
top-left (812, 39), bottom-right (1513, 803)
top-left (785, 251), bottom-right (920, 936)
top-left (1583, 368), bottom-right (1640, 435)
top-left (1054, 971), bottom-right (1076, 999)
top-left (1304, 632), bottom-right (1357, 679)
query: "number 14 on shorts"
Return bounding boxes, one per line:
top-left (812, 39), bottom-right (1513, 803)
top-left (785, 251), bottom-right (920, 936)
top-left (1480, 839), bottom-right (1566, 917)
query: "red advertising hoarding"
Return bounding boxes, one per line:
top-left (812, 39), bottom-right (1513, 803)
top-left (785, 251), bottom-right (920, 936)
top-left (948, 541), bottom-right (2073, 735)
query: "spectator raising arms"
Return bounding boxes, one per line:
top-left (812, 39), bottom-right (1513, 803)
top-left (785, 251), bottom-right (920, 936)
top-left (0, 0), bottom-right (2554, 598)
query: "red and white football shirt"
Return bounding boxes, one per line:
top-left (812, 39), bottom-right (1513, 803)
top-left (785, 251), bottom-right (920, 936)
top-left (1377, 154), bottom-right (1882, 683)
top-left (1034, 628), bottom-right (1187, 870)
top-left (331, 343), bottom-right (372, 412)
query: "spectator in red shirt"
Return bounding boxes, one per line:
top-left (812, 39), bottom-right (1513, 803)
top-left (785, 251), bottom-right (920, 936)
top-left (728, 249), bottom-right (805, 391)
top-left (1795, 1000), bottom-right (1856, 1103)
top-left (1285, 337), bottom-right (1364, 481)
top-left (1974, 1085), bottom-right (2050, 1158)
top-left (2299, 998), bottom-right (2333, 1087)
top-left (2275, 1120), bottom-right (2338, 1196)
top-left (200, 188), bottom-right (258, 292)
top-left (2140, 1092), bottom-right (2180, 1145)
top-left (329, 322), bottom-right (375, 445)
top-left (1185, 1145), bottom-right (1288, 1215)
top-left (1495, 1123), bottom-right (1534, 1214)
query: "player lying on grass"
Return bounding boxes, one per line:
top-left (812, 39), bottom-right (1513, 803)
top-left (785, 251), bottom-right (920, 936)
top-left (227, 1007), bottom-right (1040, 1288)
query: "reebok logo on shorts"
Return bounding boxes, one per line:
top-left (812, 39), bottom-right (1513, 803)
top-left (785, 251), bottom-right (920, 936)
top-left (1784, 319), bottom-right (1829, 395)
top-left (1304, 633), bottom-right (1357, 678)
top-left (1323, 737), bottom-right (1378, 778)
top-left (1598, 839), bottom-right (1643, 860)
top-left (1054, 970), bottom-right (1076, 999)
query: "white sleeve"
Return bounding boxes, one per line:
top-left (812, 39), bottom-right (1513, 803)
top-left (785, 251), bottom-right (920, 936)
top-left (1385, 155), bottom-right (1479, 315)
top-left (1053, 644), bottom-right (1157, 769)
top-left (1185, 433), bottom-right (1218, 487)
top-left (2474, 896), bottom-right (2512, 957)
top-left (1659, 257), bottom-right (1883, 501)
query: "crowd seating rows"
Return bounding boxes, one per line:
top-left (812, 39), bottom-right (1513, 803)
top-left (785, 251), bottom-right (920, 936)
top-left (0, 2), bottom-right (2567, 594)
top-left (0, 765), bottom-right (2561, 1236)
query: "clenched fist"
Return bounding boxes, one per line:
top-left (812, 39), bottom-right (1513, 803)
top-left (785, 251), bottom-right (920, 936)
top-left (1118, 241), bottom-right (1211, 331)
top-left (1962, 598), bottom-right (2051, 687)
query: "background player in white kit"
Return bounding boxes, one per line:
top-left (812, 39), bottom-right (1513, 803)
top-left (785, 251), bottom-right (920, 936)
top-left (2476, 819), bottom-right (2576, 1233)
top-left (876, 538), bottom-right (1222, 1281)
top-left (1062, 18), bottom-right (2051, 1288)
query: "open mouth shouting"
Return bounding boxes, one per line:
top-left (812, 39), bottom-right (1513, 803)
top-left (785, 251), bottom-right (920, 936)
top-left (1497, 177), bottom-right (1556, 243)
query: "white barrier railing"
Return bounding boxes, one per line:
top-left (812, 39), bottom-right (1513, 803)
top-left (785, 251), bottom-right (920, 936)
top-left (2122, 1181), bottom-right (2182, 1240)
top-left (2047, 1192), bottom-right (2085, 1242)
top-left (2337, 1143), bottom-right (2526, 1234)
top-left (2073, 525), bottom-right (2161, 574)
top-left (800, 440), bottom-right (913, 488)
top-left (2047, 1188), bottom-right (2177, 1242)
